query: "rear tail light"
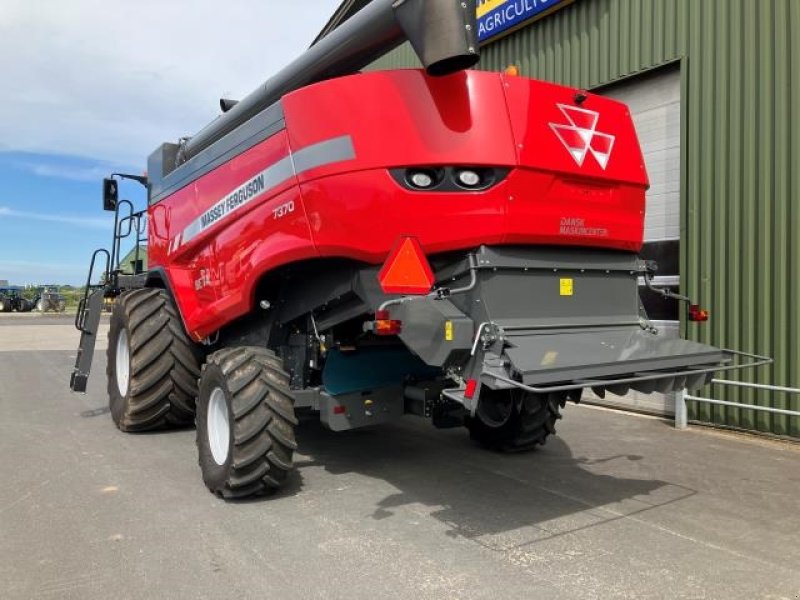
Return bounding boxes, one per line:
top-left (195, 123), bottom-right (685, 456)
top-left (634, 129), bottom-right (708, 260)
top-left (688, 304), bottom-right (709, 322)
top-left (373, 309), bottom-right (402, 335)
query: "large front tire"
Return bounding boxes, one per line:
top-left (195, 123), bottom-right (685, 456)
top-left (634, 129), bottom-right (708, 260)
top-left (107, 288), bottom-right (203, 432)
top-left (196, 347), bottom-right (298, 499)
top-left (466, 389), bottom-right (564, 452)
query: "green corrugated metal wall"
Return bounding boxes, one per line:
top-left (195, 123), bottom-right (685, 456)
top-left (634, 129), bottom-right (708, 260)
top-left (373, 0), bottom-right (800, 437)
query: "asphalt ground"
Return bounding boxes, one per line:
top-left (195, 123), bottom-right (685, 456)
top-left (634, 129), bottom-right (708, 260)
top-left (1, 313), bottom-right (799, 599)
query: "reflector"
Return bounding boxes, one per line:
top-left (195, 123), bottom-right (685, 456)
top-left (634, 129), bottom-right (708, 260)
top-left (464, 379), bottom-right (478, 399)
top-left (378, 237), bottom-right (435, 295)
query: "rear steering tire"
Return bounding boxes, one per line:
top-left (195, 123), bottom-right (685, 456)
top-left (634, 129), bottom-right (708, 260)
top-left (107, 288), bottom-right (203, 432)
top-left (466, 389), bottom-right (564, 452)
top-left (196, 347), bottom-right (298, 498)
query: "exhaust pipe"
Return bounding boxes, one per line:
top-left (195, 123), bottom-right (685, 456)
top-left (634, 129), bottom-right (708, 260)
top-left (178, 0), bottom-right (478, 165)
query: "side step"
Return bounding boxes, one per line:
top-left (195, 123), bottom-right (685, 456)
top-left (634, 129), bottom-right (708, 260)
top-left (70, 289), bottom-right (106, 393)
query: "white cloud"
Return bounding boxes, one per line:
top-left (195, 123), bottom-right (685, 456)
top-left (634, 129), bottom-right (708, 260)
top-left (0, 206), bottom-right (113, 229)
top-left (0, 0), bottom-right (341, 168)
top-left (14, 161), bottom-right (114, 182)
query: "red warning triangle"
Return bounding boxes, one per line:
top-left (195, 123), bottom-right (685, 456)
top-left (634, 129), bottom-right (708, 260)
top-left (378, 237), bottom-right (435, 295)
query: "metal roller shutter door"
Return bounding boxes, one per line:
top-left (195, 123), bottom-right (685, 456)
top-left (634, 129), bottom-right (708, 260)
top-left (588, 66), bottom-right (682, 416)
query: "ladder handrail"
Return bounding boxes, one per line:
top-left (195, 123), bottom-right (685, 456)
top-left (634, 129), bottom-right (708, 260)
top-left (75, 248), bottom-right (110, 333)
top-left (114, 205), bottom-right (149, 276)
top-left (110, 200), bottom-right (134, 284)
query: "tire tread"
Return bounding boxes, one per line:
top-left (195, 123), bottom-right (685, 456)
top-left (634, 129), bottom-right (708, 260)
top-left (198, 346), bottom-right (297, 498)
top-left (107, 288), bottom-right (203, 432)
top-left (468, 391), bottom-right (566, 452)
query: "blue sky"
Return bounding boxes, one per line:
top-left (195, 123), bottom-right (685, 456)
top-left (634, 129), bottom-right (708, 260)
top-left (0, 0), bottom-right (339, 285)
top-left (0, 153), bottom-right (117, 284)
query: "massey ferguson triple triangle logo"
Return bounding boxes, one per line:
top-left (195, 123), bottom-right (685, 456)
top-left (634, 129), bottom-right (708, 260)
top-left (549, 104), bottom-right (615, 170)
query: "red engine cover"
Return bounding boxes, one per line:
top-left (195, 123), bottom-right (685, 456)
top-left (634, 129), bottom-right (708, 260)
top-left (148, 69), bottom-right (648, 339)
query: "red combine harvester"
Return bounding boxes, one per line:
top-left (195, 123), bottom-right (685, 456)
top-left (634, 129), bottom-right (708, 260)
top-left (71, 0), bottom-right (766, 498)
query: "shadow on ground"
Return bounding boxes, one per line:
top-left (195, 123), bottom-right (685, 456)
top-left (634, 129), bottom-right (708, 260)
top-left (291, 417), bottom-right (694, 545)
top-left (75, 375), bottom-right (696, 541)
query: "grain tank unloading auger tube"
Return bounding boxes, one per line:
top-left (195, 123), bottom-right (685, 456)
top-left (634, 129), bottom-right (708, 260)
top-left (175, 0), bottom-right (480, 164)
top-left (70, 0), bottom-right (770, 498)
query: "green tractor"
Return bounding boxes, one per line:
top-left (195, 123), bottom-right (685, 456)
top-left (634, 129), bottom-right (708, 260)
top-left (0, 287), bottom-right (34, 312)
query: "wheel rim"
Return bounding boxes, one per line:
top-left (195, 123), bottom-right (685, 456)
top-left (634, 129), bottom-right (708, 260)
top-left (208, 387), bottom-right (230, 466)
top-left (476, 390), bottom-right (516, 428)
top-left (116, 328), bottom-right (130, 397)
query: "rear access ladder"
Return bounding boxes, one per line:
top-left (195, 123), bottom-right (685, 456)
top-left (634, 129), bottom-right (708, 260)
top-left (70, 250), bottom-right (110, 392)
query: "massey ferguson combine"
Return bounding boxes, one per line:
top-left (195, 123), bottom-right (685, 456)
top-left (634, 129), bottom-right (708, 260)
top-left (71, 0), bottom-right (766, 498)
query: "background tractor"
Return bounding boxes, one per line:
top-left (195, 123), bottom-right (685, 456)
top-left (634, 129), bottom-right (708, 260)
top-left (33, 286), bottom-right (67, 312)
top-left (0, 287), bottom-right (33, 313)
